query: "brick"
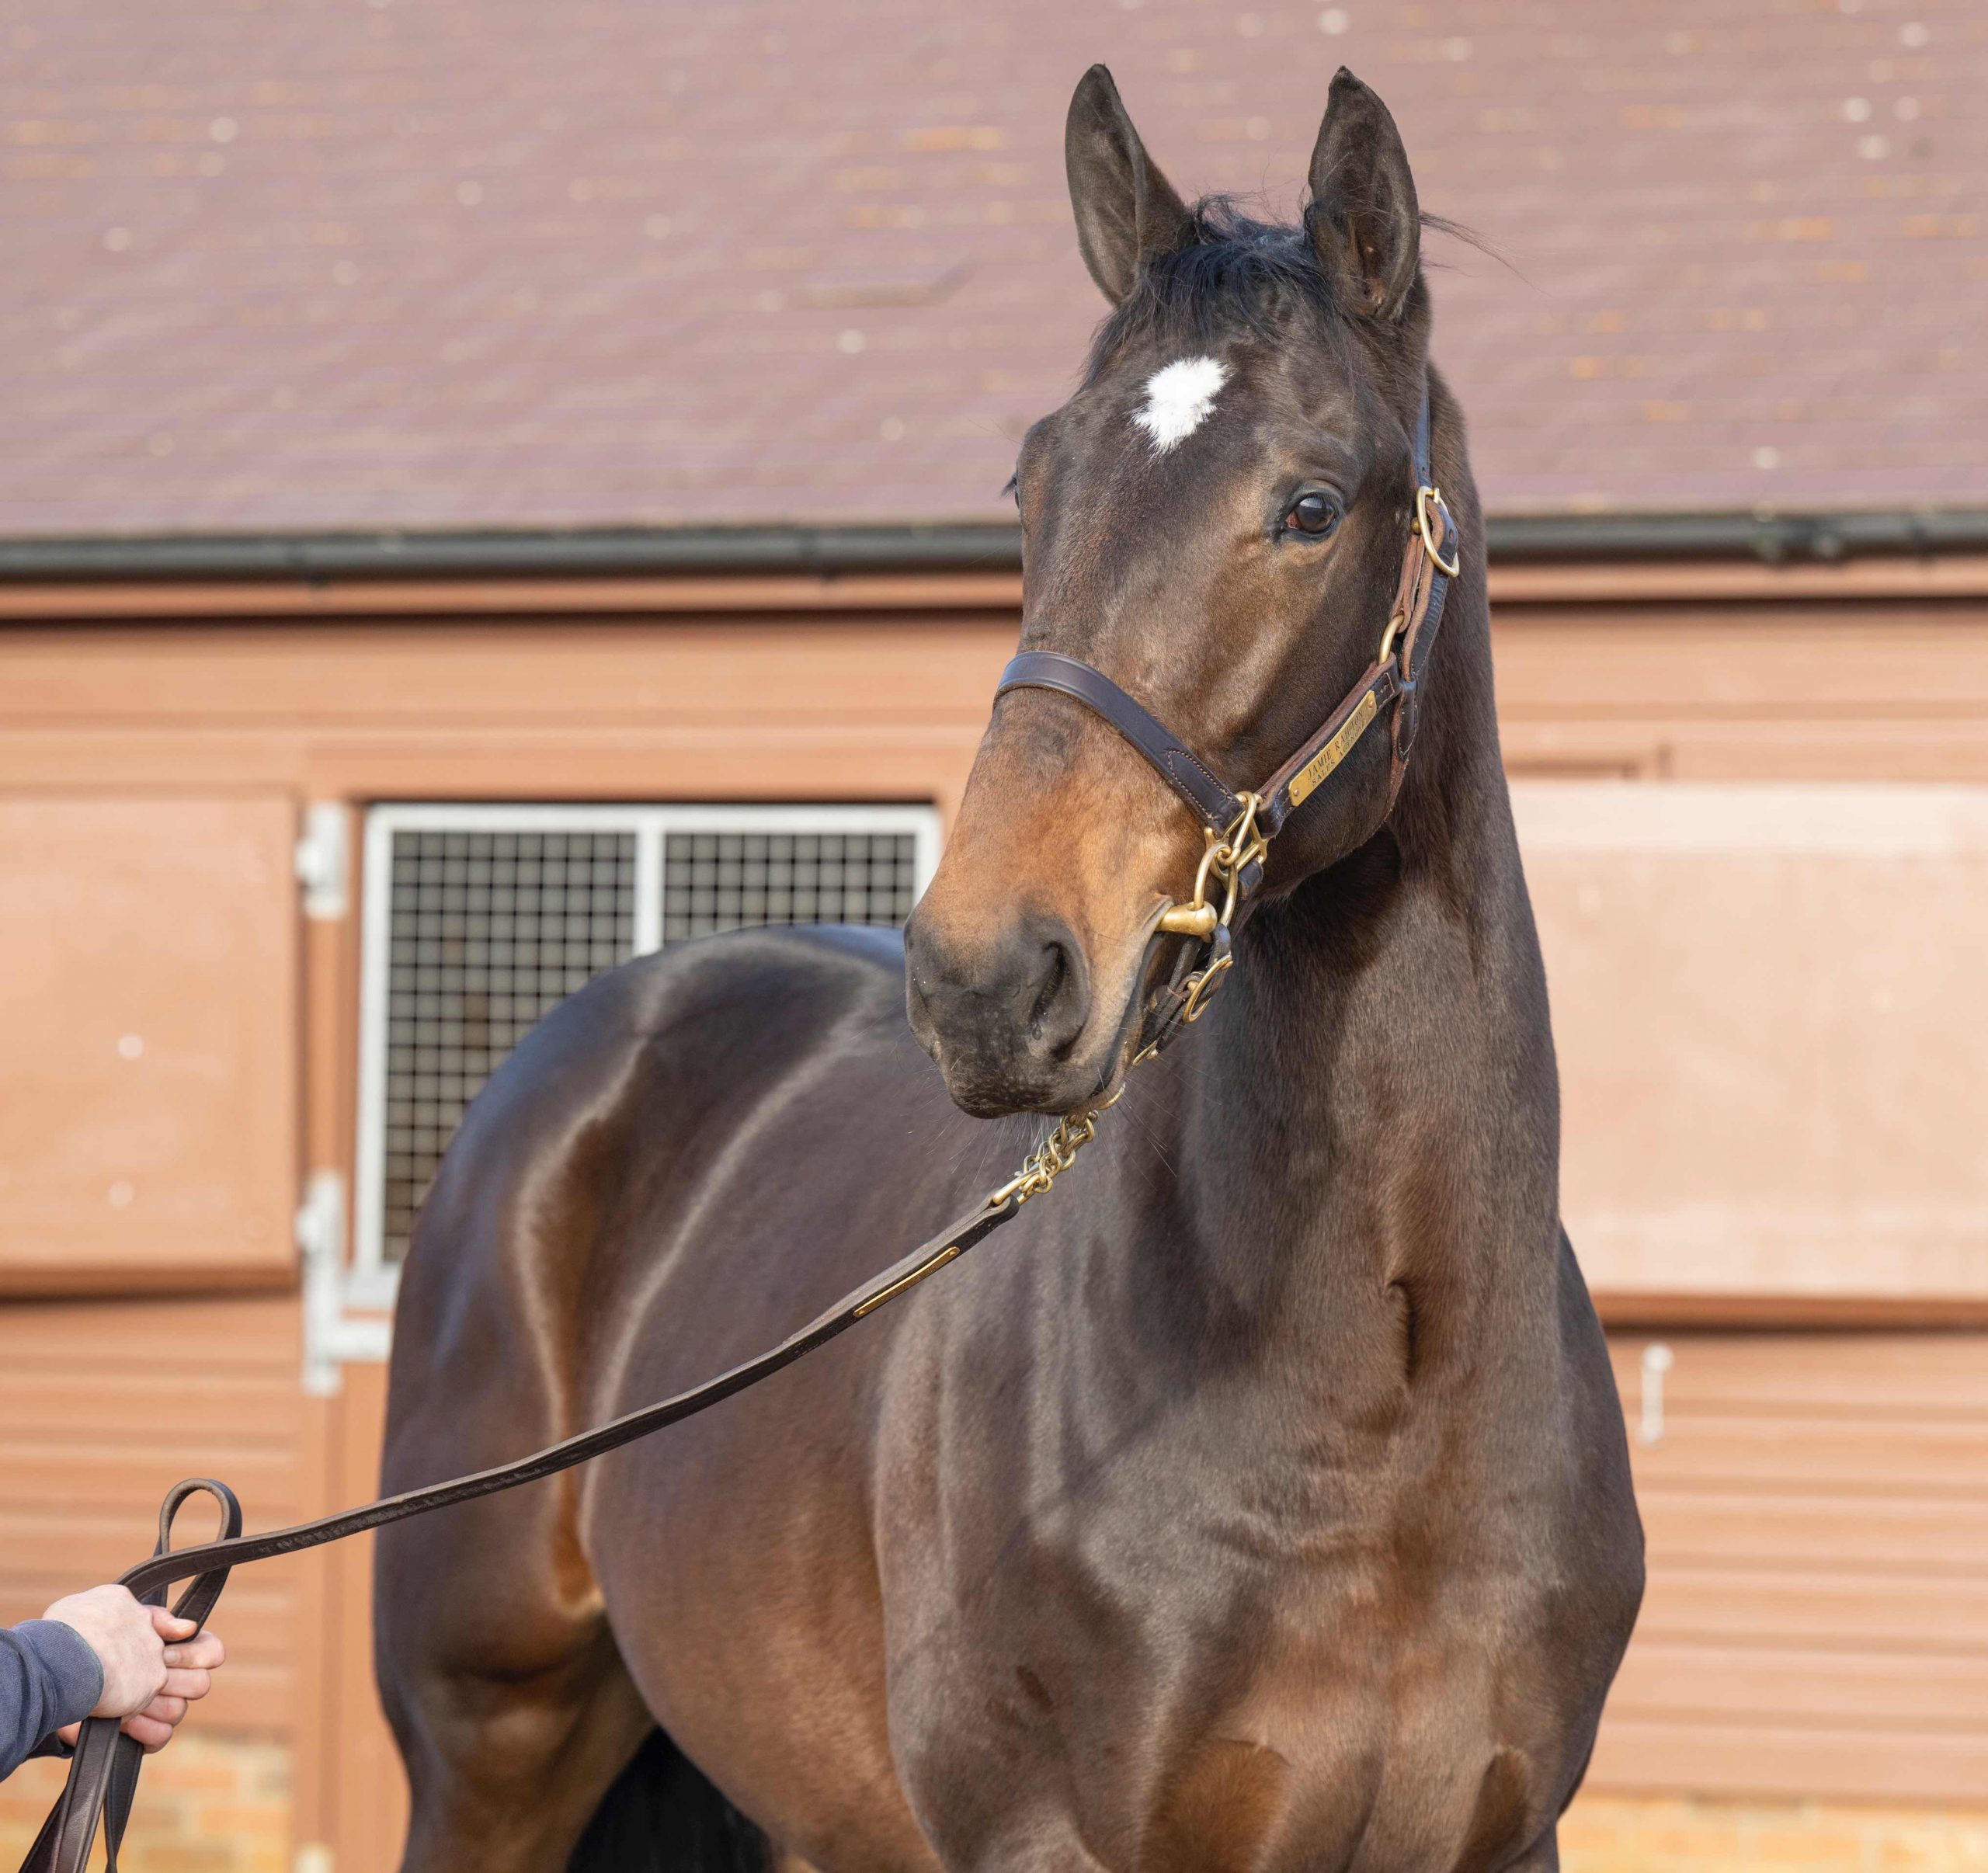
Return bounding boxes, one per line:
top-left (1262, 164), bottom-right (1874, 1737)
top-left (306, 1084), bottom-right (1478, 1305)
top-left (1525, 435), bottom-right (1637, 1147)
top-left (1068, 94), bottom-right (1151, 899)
top-left (0, 1736), bottom-right (288, 1873)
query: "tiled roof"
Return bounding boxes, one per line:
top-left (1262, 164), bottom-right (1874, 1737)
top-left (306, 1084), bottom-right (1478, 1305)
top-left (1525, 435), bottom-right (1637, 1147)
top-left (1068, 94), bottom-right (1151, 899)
top-left (2, 0), bottom-right (1983, 534)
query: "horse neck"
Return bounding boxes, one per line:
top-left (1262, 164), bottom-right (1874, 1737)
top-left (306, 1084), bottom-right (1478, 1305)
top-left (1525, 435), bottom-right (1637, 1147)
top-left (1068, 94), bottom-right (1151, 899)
top-left (1116, 564), bottom-right (1561, 1359)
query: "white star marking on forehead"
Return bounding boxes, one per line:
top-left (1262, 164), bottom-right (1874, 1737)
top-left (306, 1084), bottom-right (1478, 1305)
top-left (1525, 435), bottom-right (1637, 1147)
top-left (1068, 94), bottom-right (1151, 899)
top-left (1132, 355), bottom-right (1229, 453)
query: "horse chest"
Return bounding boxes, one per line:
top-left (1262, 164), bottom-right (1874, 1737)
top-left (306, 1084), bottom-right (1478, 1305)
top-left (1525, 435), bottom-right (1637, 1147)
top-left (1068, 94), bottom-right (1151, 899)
top-left (889, 1385), bottom-right (1576, 1873)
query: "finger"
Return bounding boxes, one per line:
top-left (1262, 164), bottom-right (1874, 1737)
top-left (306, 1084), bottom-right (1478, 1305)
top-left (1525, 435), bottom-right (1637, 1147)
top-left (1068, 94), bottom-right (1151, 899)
top-left (57, 1722), bottom-right (79, 1748)
top-left (149, 1609), bottom-right (199, 1642)
top-left (135, 1694), bottom-right (188, 1728)
top-left (158, 1667), bottom-right (211, 1701)
top-left (162, 1632), bottom-right (224, 1670)
top-left (122, 1714), bottom-right (175, 1753)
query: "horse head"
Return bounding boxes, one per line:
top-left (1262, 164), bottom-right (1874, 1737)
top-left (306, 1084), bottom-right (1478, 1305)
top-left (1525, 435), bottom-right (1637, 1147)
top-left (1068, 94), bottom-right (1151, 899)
top-left (905, 65), bottom-right (1442, 1118)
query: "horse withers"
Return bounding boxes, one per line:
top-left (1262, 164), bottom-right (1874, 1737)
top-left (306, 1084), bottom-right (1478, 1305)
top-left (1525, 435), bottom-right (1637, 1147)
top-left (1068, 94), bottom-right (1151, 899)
top-left (376, 65), bottom-right (1643, 1873)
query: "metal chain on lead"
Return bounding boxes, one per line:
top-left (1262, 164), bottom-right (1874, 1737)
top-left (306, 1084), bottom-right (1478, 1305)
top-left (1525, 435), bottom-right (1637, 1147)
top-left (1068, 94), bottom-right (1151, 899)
top-left (991, 1107), bottom-right (1103, 1206)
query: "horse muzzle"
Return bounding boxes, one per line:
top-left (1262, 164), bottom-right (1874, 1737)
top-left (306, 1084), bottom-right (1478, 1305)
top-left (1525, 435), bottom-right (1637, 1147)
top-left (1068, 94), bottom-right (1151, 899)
top-left (903, 902), bottom-right (1113, 1117)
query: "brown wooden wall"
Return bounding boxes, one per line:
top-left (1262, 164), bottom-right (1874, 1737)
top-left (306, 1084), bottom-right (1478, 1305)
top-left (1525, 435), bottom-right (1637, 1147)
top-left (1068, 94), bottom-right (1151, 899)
top-left (1600, 1331), bottom-right (1988, 1805)
top-left (0, 1295), bottom-right (318, 1736)
top-left (0, 561), bottom-right (1981, 1855)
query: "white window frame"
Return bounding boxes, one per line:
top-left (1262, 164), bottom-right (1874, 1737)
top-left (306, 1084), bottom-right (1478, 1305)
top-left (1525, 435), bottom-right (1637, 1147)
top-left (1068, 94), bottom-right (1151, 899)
top-left (349, 800), bottom-right (941, 1312)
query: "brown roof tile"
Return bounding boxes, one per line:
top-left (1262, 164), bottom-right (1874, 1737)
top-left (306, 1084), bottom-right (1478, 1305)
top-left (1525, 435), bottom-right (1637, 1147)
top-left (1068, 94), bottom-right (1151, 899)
top-left (2, 0), bottom-right (1983, 533)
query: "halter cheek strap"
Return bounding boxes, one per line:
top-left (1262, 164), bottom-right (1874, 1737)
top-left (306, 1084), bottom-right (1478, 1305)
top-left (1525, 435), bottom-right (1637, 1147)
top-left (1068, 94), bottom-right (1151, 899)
top-left (995, 390), bottom-right (1458, 894)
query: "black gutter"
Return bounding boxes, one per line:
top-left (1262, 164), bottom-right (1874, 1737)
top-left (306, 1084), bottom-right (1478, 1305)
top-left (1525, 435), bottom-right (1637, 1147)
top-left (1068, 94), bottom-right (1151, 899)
top-left (1487, 507), bottom-right (1988, 564)
top-left (2, 509), bottom-right (1988, 583)
top-left (0, 523), bottom-right (1027, 583)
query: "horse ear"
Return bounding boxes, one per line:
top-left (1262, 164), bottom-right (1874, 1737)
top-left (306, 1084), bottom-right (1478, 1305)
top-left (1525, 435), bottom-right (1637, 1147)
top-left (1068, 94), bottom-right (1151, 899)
top-left (1306, 68), bottom-right (1420, 321)
top-left (1065, 64), bottom-right (1194, 305)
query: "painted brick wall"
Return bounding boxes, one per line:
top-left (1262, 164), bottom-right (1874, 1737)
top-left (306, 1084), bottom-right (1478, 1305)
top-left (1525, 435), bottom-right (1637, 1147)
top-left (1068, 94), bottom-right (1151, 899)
top-left (0, 1736), bottom-right (288, 1873)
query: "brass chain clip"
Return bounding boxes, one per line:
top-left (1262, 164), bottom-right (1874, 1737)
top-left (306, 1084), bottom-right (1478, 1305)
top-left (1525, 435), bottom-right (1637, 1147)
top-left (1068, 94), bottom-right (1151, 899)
top-left (1155, 791), bottom-right (1267, 943)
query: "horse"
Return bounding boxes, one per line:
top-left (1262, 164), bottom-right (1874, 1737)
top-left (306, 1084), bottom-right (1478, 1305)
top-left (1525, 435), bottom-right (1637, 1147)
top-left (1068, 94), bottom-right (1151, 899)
top-left (375, 64), bottom-right (1644, 1873)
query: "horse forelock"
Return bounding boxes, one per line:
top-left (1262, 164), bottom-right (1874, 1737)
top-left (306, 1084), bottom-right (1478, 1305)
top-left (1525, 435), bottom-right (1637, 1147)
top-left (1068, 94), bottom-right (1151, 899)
top-left (1085, 198), bottom-right (1360, 380)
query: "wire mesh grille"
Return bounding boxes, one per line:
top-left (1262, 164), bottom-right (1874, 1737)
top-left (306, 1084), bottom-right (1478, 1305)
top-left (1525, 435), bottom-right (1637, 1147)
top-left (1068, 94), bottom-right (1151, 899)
top-left (660, 830), bottom-right (919, 940)
top-left (381, 830), bottom-right (636, 1262)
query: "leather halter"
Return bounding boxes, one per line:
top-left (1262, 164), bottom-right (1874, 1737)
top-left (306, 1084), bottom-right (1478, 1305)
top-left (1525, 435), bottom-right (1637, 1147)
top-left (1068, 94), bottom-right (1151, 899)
top-left (996, 393), bottom-right (1457, 888)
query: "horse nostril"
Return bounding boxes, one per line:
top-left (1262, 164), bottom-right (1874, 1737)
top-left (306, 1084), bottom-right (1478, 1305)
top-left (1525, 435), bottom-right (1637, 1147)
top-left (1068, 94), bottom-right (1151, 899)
top-left (1030, 940), bottom-right (1068, 1030)
top-left (1026, 926), bottom-right (1090, 1057)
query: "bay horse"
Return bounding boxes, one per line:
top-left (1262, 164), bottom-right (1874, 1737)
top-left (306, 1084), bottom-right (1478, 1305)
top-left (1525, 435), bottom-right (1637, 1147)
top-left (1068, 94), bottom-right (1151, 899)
top-left (376, 64), bottom-right (1643, 1873)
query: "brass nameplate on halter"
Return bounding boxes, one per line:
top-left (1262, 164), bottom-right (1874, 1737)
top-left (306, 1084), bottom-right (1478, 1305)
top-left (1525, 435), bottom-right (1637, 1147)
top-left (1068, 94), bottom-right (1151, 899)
top-left (1287, 688), bottom-right (1378, 809)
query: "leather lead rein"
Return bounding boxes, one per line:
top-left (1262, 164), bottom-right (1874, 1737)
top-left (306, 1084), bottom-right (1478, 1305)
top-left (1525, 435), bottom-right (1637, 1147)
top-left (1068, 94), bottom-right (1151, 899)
top-left (19, 390), bottom-right (1457, 1873)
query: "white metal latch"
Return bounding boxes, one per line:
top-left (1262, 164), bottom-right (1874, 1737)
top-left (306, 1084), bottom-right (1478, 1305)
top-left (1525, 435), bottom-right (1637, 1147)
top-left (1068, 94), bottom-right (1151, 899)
top-left (1639, 1341), bottom-right (1674, 1445)
top-left (295, 802), bottom-right (350, 921)
top-left (297, 1170), bottom-right (390, 1395)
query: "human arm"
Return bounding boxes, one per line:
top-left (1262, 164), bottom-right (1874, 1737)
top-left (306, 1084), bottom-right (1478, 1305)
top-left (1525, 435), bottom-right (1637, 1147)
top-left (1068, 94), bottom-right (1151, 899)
top-left (0, 1618), bottom-right (102, 1779)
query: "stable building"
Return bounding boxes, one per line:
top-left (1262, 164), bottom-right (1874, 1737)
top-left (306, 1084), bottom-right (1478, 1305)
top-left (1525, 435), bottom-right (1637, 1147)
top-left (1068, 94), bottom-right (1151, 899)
top-left (0, 2), bottom-right (1983, 1867)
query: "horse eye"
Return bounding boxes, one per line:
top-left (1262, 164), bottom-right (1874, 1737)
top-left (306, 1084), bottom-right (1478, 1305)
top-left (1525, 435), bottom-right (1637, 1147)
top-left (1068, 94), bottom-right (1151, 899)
top-left (1284, 492), bottom-right (1340, 537)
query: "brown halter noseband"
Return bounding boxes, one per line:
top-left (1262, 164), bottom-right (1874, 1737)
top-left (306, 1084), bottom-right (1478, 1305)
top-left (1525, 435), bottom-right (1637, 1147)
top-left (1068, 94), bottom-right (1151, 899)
top-left (997, 391), bottom-right (1457, 1034)
top-left (19, 394), bottom-right (1459, 1873)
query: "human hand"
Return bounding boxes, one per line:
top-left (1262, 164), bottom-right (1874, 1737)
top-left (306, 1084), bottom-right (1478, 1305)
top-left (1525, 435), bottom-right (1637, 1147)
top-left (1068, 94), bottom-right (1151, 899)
top-left (41, 1586), bottom-right (226, 1753)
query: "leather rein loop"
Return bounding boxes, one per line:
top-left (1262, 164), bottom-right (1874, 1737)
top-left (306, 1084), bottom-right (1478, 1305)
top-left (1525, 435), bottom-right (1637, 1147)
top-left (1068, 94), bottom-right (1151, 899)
top-left (18, 387), bottom-right (1459, 1873)
top-left (22, 1484), bottom-right (243, 1873)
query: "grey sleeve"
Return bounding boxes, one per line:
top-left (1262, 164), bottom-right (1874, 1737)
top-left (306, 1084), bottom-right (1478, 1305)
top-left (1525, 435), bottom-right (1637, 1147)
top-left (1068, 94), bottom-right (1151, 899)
top-left (0, 1621), bottom-right (103, 1781)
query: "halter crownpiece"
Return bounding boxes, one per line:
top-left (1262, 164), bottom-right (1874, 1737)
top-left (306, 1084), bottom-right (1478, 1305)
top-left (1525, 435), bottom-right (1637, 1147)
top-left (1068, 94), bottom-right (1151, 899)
top-left (995, 387), bottom-right (1457, 998)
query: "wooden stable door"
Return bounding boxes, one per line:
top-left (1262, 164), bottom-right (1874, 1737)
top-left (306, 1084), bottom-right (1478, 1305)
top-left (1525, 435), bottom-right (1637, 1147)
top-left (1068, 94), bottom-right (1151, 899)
top-left (1517, 780), bottom-right (1988, 1807)
top-left (0, 792), bottom-right (346, 1867)
top-left (0, 794), bottom-right (299, 1291)
top-left (0, 791), bottom-right (310, 1725)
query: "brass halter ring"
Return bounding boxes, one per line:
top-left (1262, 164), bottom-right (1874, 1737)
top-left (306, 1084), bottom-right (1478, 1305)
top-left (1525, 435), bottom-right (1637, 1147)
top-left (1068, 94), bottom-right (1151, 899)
top-left (1377, 608), bottom-right (1407, 668)
top-left (1416, 485), bottom-right (1461, 577)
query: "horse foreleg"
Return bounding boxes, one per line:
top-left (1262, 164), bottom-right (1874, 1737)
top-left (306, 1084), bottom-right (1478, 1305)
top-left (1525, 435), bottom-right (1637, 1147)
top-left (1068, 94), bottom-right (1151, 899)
top-left (1491, 1828), bottom-right (1559, 1873)
top-left (386, 1612), bottom-right (655, 1873)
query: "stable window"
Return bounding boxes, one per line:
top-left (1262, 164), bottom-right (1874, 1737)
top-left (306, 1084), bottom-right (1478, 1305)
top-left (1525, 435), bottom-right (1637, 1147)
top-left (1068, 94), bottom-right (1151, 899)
top-left (353, 803), bottom-right (939, 1303)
